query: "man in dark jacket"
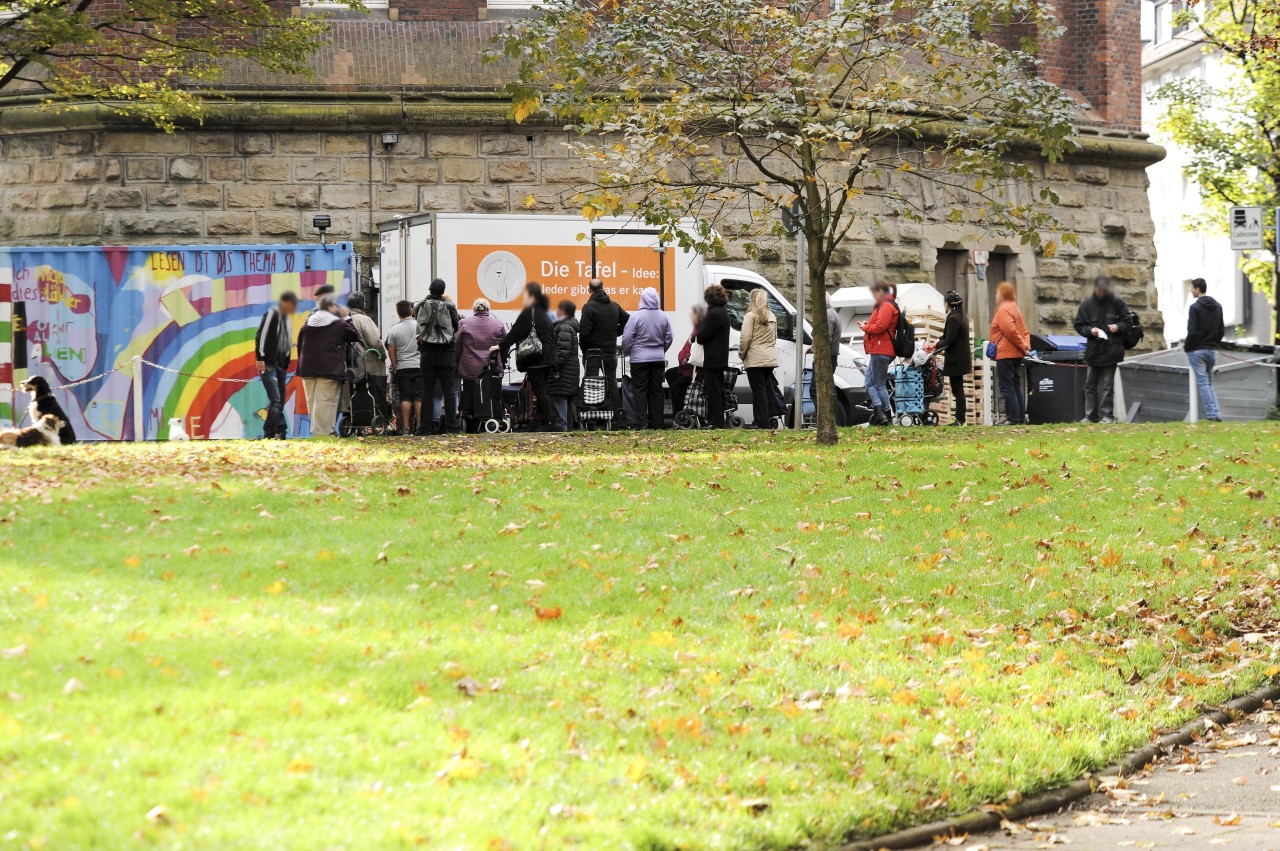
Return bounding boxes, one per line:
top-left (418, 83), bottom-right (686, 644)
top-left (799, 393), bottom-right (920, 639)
top-left (297, 295), bottom-right (359, 438)
top-left (577, 278), bottom-right (630, 407)
top-left (548, 301), bottom-right (581, 432)
top-left (415, 278), bottom-right (461, 434)
top-left (1073, 275), bottom-right (1130, 424)
top-left (932, 290), bottom-right (972, 425)
top-left (1184, 277), bottom-right (1225, 421)
top-left (254, 291), bottom-right (298, 439)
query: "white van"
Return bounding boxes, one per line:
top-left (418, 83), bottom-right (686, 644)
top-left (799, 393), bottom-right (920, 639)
top-left (378, 213), bottom-right (867, 424)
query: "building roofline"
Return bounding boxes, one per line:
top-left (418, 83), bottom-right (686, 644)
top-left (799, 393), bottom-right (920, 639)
top-left (0, 90), bottom-right (1165, 166)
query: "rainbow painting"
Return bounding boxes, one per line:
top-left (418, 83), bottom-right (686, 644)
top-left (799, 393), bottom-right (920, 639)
top-left (0, 243), bottom-right (355, 440)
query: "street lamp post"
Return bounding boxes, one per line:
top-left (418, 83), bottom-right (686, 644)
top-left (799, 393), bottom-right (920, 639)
top-left (782, 200), bottom-right (806, 429)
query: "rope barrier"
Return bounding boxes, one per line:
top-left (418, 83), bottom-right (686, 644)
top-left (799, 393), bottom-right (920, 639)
top-left (49, 366), bottom-right (123, 391)
top-left (35, 360), bottom-right (262, 395)
top-left (139, 359), bottom-right (257, 383)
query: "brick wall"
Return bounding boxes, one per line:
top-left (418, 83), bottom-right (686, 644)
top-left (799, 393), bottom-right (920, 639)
top-left (57, 2), bottom-right (1145, 131)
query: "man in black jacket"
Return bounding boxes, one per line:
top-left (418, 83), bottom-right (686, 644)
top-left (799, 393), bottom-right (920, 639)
top-left (577, 278), bottom-right (630, 407)
top-left (254, 291), bottom-right (298, 439)
top-left (1073, 275), bottom-right (1130, 424)
top-left (1184, 277), bottom-right (1225, 421)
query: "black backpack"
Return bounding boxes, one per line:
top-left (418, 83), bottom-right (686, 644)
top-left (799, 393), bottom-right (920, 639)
top-left (1121, 310), bottom-right (1143, 350)
top-left (893, 306), bottom-right (916, 359)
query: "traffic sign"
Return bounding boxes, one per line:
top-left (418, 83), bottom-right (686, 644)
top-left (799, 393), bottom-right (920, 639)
top-left (1229, 206), bottom-right (1264, 250)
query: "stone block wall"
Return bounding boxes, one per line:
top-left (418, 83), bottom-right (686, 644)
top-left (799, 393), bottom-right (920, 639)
top-left (0, 125), bottom-right (1162, 342)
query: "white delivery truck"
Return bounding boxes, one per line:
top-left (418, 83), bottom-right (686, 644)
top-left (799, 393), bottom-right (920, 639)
top-left (378, 213), bottom-right (867, 424)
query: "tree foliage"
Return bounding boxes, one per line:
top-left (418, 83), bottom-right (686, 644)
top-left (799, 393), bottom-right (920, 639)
top-left (497, 0), bottom-right (1079, 444)
top-left (1153, 0), bottom-right (1280, 297)
top-left (0, 0), bottom-right (362, 130)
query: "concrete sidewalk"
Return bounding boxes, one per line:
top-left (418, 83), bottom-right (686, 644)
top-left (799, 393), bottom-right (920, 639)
top-left (968, 708), bottom-right (1280, 850)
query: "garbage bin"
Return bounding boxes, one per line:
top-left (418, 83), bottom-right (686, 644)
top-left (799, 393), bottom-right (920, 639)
top-left (1026, 335), bottom-right (1088, 424)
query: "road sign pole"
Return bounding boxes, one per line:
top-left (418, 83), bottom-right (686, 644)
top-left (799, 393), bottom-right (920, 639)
top-left (1274, 208), bottom-right (1279, 349)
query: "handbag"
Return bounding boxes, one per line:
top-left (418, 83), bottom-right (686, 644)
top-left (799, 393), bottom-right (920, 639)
top-left (985, 341), bottom-right (997, 360)
top-left (688, 341), bottom-right (705, 368)
top-left (515, 311), bottom-right (544, 371)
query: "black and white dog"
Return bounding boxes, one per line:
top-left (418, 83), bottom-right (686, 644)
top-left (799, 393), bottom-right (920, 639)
top-left (0, 413), bottom-right (65, 448)
top-left (19, 376), bottom-right (76, 444)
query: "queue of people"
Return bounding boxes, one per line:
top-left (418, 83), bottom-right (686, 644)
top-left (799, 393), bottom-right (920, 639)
top-left (256, 270), bottom-right (1227, 438)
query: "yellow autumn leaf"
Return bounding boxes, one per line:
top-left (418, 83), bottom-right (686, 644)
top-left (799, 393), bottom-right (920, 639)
top-left (285, 757), bottom-right (313, 774)
top-left (264, 580), bottom-right (286, 596)
top-left (891, 689), bottom-right (919, 706)
top-left (625, 754), bottom-right (648, 783)
top-left (124, 556), bottom-right (142, 568)
top-left (438, 752), bottom-right (483, 783)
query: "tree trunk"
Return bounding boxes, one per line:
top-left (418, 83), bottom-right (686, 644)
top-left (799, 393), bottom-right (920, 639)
top-left (805, 230), bottom-right (839, 446)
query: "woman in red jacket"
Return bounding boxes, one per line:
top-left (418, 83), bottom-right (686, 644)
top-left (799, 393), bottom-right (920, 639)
top-left (858, 281), bottom-right (899, 426)
top-left (988, 281), bottom-right (1031, 426)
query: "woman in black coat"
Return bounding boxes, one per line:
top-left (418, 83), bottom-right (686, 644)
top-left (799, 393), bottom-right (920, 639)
top-left (932, 290), bottom-right (972, 426)
top-left (694, 284), bottom-right (731, 428)
top-left (494, 282), bottom-right (560, 431)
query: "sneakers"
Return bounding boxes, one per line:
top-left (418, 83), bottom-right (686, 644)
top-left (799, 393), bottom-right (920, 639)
top-left (1100, 417), bottom-right (1115, 424)
top-left (948, 420), bottom-right (967, 427)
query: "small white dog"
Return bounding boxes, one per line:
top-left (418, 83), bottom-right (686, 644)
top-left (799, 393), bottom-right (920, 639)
top-left (168, 418), bottom-right (190, 441)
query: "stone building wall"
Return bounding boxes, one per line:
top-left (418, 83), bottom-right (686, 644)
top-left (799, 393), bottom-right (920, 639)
top-left (0, 122), bottom-right (1161, 340)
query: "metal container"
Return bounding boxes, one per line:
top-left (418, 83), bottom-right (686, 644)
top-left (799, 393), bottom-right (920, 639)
top-left (1118, 348), bottom-right (1277, 422)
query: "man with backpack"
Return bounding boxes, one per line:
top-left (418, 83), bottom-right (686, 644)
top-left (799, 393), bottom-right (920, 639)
top-left (1073, 275), bottom-right (1132, 424)
top-left (415, 278), bottom-right (461, 434)
top-left (1184, 277), bottom-right (1225, 422)
top-left (577, 278), bottom-right (630, 408)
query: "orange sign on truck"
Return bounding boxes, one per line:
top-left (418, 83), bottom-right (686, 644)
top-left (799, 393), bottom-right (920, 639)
top-left (455, 243), bottom-right (674, 312)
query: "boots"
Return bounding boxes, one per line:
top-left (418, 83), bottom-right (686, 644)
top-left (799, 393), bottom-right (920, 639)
top-left (870, 406), bottom-right (890, 426)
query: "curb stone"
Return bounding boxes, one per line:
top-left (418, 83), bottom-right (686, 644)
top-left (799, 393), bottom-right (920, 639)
top-left (839, 679), bottom-right (1280, 851)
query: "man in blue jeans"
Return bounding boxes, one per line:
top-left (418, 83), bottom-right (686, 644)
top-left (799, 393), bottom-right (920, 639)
top-left (1184, 277), bottom-right (1225, 422)
top-left (254, 291), bottom-right (298, 439)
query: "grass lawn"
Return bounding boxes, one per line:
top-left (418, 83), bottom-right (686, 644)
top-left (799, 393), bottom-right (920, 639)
top-left (2, 424), bottom-right (1279, 850)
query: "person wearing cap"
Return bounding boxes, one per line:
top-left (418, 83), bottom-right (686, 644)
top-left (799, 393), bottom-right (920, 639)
top-left (297, 294), bottom-right (358, 437)
top-left (456, 297), bottom-right (508, 425)
top-left (931, 290), bottom-right (972, 426)
top-left (1073, 275), bottom-right (1130, 424)
top-left (415, 278), bottom-right (461, 434)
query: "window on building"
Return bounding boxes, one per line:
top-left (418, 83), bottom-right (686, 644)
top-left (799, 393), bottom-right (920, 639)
top-left (488, 0), bottom-right (544, 8)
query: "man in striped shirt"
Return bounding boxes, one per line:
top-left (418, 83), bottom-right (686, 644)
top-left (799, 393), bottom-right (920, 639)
top-left (255, 291), bottom-right (298, 439)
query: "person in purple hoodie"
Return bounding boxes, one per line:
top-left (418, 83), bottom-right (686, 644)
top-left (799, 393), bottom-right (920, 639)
top-left (621, 287), bottom-right (674, 429)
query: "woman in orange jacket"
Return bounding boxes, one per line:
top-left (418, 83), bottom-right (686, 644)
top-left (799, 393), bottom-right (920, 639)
top-left (988, 281), bottom-right (1031, 426)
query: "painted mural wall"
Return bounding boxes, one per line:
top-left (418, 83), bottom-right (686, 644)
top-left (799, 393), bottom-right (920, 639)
top-left (0, 243), bottom-right (354, 440)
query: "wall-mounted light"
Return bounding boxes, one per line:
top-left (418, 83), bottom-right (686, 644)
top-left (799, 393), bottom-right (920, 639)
top-left (381, 132), bottom-right (399, 153)
top-left (313, 214), bottom-right (332, 244)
